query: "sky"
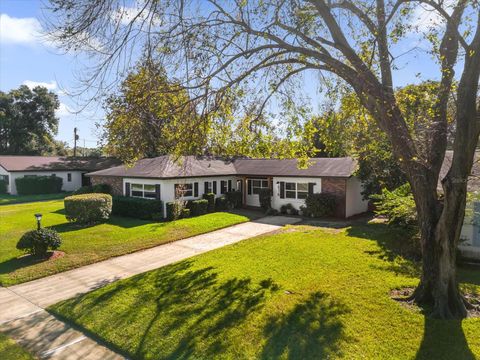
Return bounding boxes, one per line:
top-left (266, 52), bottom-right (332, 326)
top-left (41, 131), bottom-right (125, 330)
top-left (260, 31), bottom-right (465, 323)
top-left (0, 0), bottom-right (462, 149)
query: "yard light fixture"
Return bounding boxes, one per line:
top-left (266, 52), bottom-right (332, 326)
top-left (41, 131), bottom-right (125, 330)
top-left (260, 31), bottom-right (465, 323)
top-left (34, 213), bottom-right (42, 230)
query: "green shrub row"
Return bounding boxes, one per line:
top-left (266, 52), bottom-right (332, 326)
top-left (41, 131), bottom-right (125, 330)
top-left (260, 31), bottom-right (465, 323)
top-left (225, 190), bottom-right (242, 208)
top-left (112, 196), bottom-right (163, 220)
top-left (215, 196), bottom-right (228, 211)
top-left (0, 179), bottom-right (7, 194)
top-left (74, 183), bottom-right (112, 195)
top-left (302, 193), bottom-right (337, 217)
top-left (16, 175), bottom-right (63, 195)
top-left (259, 188), bottom-right (272, 211)
top-left (202, 193), bottom-right (216, 212)
top-left (188, 199), bottom-right (209, 216)
top-left (166, 201), bottom-right (185, 221)
top-left (64, 193), bottom-right (112, 224)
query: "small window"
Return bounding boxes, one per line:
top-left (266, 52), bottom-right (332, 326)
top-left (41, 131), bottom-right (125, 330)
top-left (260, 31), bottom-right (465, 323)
top-left (251, 179), bottom-right (269, 194)
top-left (285, 182), bottom-right (296, 199)
top-left (131, 183), bottom-right (158, 199)
top-left (1, 175), bottom-right (9, 185)
top-left (297, 183), bottom-right (309, 199)
top-left (143, 184), bottom-right (156, 198)
top-left (131, 183), bottom-right (144, 197)
top-left (175, 183), bottom-right (193, 198)
top-left (204, 181), bottom-right (212, 194)
top-left (67, 173), bottom-right (72, 182)
top-left (220, 180), bottom-right (227, 194)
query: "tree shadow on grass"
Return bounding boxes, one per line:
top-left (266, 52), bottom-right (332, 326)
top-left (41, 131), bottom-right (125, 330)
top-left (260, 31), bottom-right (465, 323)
top-left (415, 317), bottom-right (475, 360)
top-left (51, 260), bottom-right (280, 359)
top-left (260, 291), bottom-right (352, 360)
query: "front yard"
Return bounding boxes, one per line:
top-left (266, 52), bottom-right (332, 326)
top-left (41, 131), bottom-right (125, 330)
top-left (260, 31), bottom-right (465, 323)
top-left (0, 333), bottom-right (34, 360)
top-left (0, 199), bottom-right (258, 286)
top-left (49, 223), bottom-right (480, 360)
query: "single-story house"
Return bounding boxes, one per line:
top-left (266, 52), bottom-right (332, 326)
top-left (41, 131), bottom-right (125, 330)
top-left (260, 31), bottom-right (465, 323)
top-left (0, 156), bottom-right (121, 194)
top-left (86, 155), bottom-right (369, 219)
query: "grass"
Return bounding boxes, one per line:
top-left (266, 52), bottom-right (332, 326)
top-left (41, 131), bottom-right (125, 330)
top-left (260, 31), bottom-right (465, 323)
top-left (49, 223), bottom-right (480, 360)
top-left (0, 333), bottom-right (34, 360)
top-left (0, 200), bottom-right (257, 286)
top-left (0, 193), bottom-right (69, 205)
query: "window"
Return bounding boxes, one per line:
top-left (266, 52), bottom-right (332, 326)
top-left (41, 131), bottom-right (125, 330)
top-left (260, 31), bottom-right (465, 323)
top-left (131, 183), bottom-right (157, 199)
top-left (252, 179), bottom-right (269, 194)
top-left (67, 173), bottom-right (72, 182)
top-left (297, 183), bottom-right (309, 199)
top-left (175, 183), bottom-right (193, 198)
top-left (1, 175), bottom-right (8, 185)
top-left (220, 180), bottom-right (227, 194)
top-left (285, 182), bottom-right (296, 199)
top-left (204, 181), bottom-right (212, 194)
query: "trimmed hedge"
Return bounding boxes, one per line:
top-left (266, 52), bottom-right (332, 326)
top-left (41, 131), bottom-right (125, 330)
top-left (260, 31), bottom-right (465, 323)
top-left (64, 193), bottom-right (112, 224)
top-left (303, 193), bottom-right (337, 217)
top-left (166, 201), bottom-right (184, 221)
top-left (259, 188), bottom-right (272, 211)
top-left (188, 199), bottom-right (208, 217)
top-left (74, 183), bottom-right (112, 195)
top-left (225, 190), bottom-right (242, 208)
top-left (215, 196), bottom-right (228, 211)
top-left (17, 228), bottom-right (62, 259)
top-left (16, 175), bottom-right (63, 195)
top-left (113, 196), bottom-right (163, 220)
top-left (202, 193), bottom-right (215, 212)
top-left (0, 179), bottom-right (7, 194)
top-left (181, 208), bottom-right (191, 218)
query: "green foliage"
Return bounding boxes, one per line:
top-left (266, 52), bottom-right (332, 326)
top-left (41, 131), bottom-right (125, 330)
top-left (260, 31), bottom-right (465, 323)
top-left (215, 196), bottom-right (228, 211)
top-left (202, 193), bottom-right (216, 212)
top-left (303, 193), bottom-right (337, 218)
top-left (17, 228), bottom-right (61, 258)
top-left (112, 196), bottom-right (163, 220)
top-left (166, 201), bottom-right (184, 221)
top-left (64, 194), bottom-right (112, 224)
top-left (15, 176), bottom-right (63, 195)
top-left (188, 199), bottom-right (209, 217)
top-left (225, 191), bottom-right (242, 208)
top-left (258, 188), bottom-right (272, 211)
top-left (280, 203), bottom-right (298, 215)
top-left (181, 208), bottom-right (191, 218)
top-left (0, 85), bottom-right (60, 155)
top-left (0, 179), bottom-right (6, 194)
top-left (372, 184), bottom-right (417, 227)
top-left (73, 183), bottom-right (111, 195)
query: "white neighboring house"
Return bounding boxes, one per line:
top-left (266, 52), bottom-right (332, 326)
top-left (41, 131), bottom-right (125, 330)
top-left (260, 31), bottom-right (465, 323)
top-left (86, 155), bottom-right (370, 219)
top-left (0, 156), bottom-right (121, 195)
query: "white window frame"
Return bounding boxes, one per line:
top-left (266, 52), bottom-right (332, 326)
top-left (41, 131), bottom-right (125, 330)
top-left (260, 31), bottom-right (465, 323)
top-left (285, 182), bottom-right (309, 200)
top-left (251, 179), bottom-right (269, 195)
top-left (175, 183), bottom-right (193, 198)
top-left (131, 183), bottom-right (157, 199)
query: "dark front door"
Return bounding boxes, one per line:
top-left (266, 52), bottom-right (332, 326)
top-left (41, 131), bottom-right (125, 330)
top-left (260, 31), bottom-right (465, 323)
top-left (81, 173), bottom-right (91, 186)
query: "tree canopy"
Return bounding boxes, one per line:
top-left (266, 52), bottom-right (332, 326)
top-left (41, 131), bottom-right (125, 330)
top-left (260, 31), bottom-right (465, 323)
top-left (0, 85), bottom-right (60, 155)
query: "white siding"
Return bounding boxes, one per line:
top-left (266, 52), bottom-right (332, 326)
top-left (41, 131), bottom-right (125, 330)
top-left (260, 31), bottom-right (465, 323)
top-left (8, 171), bottom-right (83, 195)
top-left (345, 177), bottom-right (369, 218)
top-left (271, 177), bottom-right (322, 212)
top-left (123, 176), bottom-right (237, 217)
top-left (0, 166), bottom-right (11, 193)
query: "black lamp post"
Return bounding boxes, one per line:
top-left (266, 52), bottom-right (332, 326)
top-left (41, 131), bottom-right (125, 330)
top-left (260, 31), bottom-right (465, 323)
top-left (34, 213), bottom-right (42, 230)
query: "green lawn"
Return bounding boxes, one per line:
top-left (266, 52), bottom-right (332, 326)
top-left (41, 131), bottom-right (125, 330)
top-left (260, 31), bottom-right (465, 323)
top-left (0, 333), bottom-right (34, 360)
top-left (0, 192), bottom-right (70, 205)
top-left (49, 223), bottom-right (480, 360)
top-left (0, 200), bottom-right (257, 286)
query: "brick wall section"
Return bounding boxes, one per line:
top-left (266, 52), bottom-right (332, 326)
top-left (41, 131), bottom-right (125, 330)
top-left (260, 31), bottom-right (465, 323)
top-left (321, 177), bottom-right (347, 218)
top-left (90, 175), bottom-right (123, 196)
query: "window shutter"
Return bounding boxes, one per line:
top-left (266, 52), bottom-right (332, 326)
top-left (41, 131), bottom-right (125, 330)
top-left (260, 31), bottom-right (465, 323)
top-left (248, 180), bottom-right (252, 195)
top-left (228, 180), bottom-right (232, 192)
top-left (125, 182), bottom-right (130, 197)
top-left (220, 180), bottom-right (225, 194)
top-left (155, 184), bottom-right (161, 200)
top-left (279, 182), bottom-right (285, 199)
top-left (204, 181), bottom-right (209, 194)
top-left (194, 182), bottom-right (199, 197)
top-left (308, 183), bottom-right (315, 195)
top-left (213, 181), bottom-right (217, 194)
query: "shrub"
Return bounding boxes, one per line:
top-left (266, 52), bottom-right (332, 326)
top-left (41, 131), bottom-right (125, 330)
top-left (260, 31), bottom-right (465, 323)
top-left (17, 228), bottom-right (62, 258)
top-left (259, 188), bottom-right (272, 211)
top-left (265, 208), bottom-right (279, 216)
top-left (73, 183), bottom-right (112, 195)
top-left (151, 212), bottom-right (163, 222)
top-left (181, 208), bottom-right (191, 218)
top-left (15, 175), bottom-right (63, 195)
top-left (280, 203), bottom-right (298, 215)
top-left (73, 185), bottom-right (93, 195)
top-left (303, 193), bottom-right (337, 218)
top-left (188, 199), bottom-right (209, 216)
top-left (113, 196), bottom-right (163, 220)
top-left (372, 183), bottom-right (417, 227)
top-left (0, 179), bottom-right (7, 194)
top-left (202, 193), bottom-right (216, 212)
top-left (215, 196), bottom-right (228, 211)
top-left (64, 193), bottom-right (112, 224)
top-left (166, 201), bottom-right (184, 221)
top-left (225, 191), bottom-right (242, 208)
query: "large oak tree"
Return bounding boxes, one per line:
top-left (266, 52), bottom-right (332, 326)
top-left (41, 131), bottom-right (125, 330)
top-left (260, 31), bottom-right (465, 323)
top-left (46, 0), bottom-right (480, 318)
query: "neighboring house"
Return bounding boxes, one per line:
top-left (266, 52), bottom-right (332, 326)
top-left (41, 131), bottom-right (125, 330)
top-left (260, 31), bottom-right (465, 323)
top-left (0, 156), bottom-right (121, 194)
top-left (440, 151), bottom-right (480, 260)
top-left (87, 155), bottom-right (369, 219)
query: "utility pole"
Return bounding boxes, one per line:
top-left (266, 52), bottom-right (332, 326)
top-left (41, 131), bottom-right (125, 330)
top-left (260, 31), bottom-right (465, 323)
top-left (73, 127), bottom-right (79, 157)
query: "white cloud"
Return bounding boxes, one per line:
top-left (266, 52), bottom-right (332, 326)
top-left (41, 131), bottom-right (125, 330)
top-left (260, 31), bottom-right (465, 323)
top-left (22, 80), bottom-right (58, 91)
top-left (56, 103), bottom-right (72, 117)
top-left (0, 13), bottom-right (43, 45)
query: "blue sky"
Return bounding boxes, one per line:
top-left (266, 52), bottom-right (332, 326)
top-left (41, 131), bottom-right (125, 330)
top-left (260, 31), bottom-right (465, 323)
top-left (0, 0), bottom-right (459, 149)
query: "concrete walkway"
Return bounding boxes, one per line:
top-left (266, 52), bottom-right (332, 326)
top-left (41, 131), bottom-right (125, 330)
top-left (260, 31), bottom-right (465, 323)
top-left (0, 216), bottom-right (299, 359)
